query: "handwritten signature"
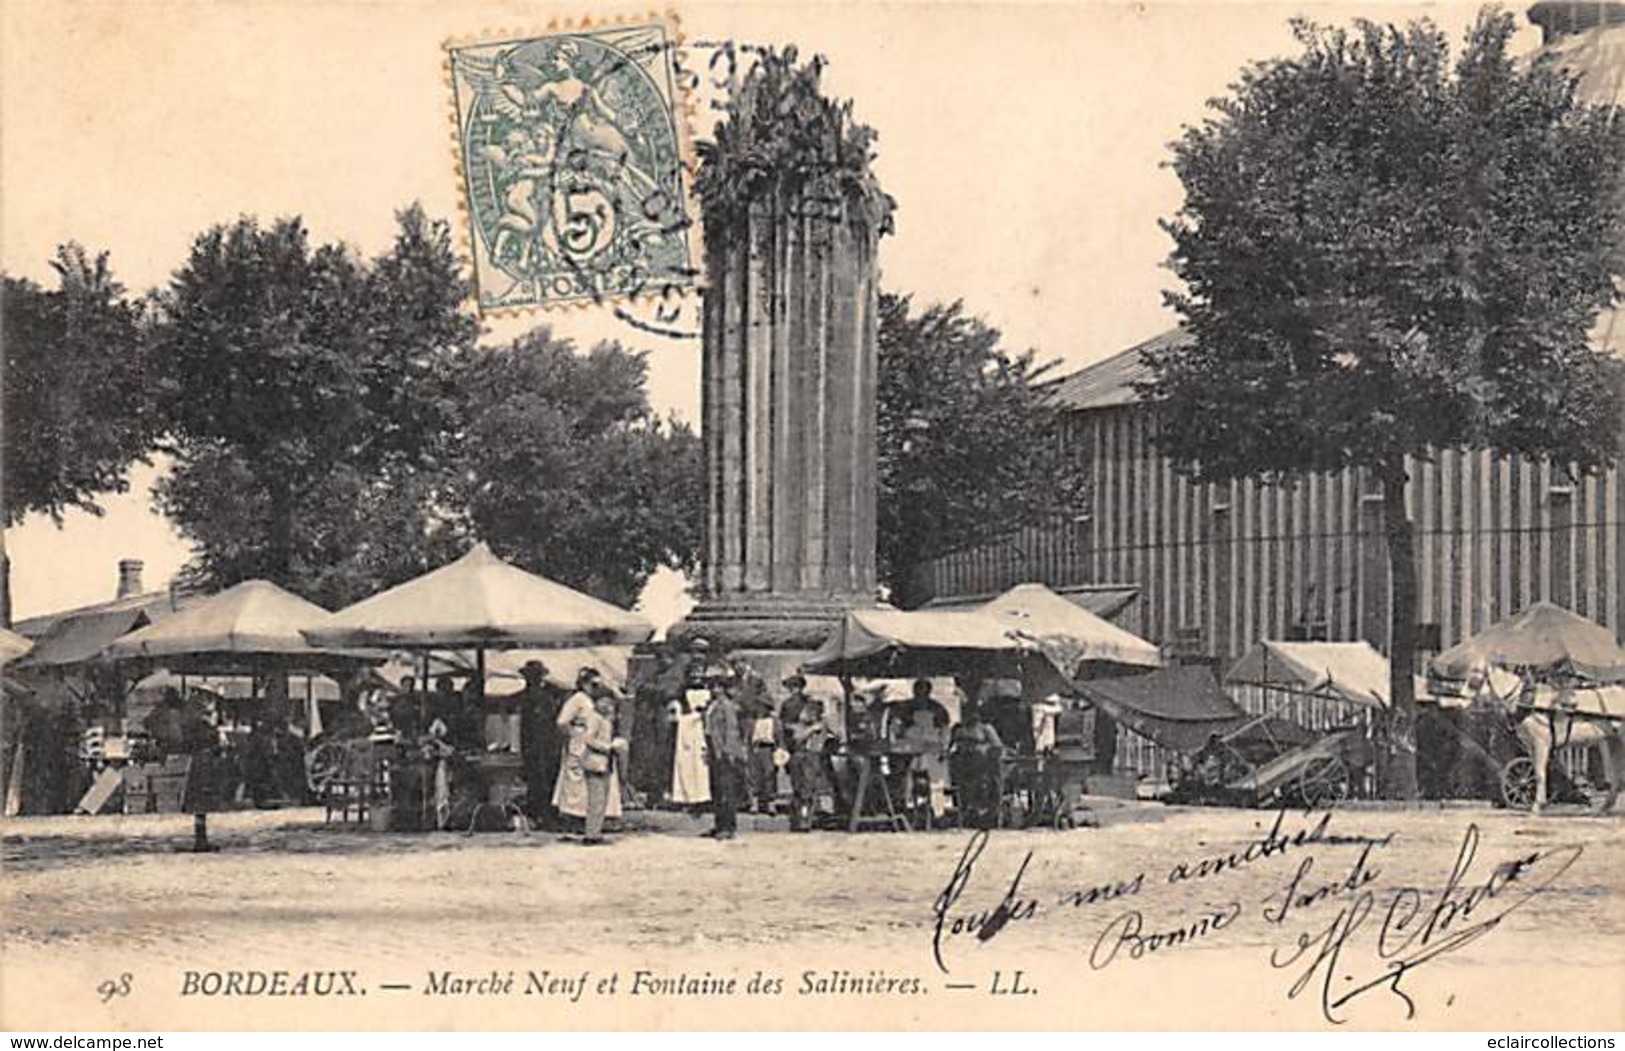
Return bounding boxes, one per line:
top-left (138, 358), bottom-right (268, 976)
top-left (1269, 823), bottom-right (1583, 1024)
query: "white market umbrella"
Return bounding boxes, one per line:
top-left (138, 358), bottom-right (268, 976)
top-left (1431, 602), bottom-right (1625, 685)
top-left (304, 543), bottom-right (654, 651)
top-left (978, 583), bottom-right (1162, 675)
top-left (103, 579), bottom-right (351, 671)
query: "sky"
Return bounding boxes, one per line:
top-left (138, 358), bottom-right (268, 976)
top-left (0, 0), bottom-right (1538, 624)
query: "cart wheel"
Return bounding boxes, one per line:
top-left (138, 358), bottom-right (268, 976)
top-left (1053, 809), bottom-right (1076, 831)
top-left (1297, 756), bottom-right (1350, 810)
top-left (305, 741), bottom-right (346, 795)
top-left (1501, 757), bottom-right (1538, 811)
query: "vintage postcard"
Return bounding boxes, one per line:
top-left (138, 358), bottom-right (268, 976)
top-left (3, 0), bottom-right (1623, 1035)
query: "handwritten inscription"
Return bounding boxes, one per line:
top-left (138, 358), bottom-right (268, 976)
top-left (1089, 903), bottom-right (1243, 970)
top-left (932, 830), bottom-right (1041, 974)
top-left (928, 810), bottom-right (1583, 1024)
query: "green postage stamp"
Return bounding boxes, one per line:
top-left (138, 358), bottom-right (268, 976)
top-left (448, 22), bottom-right (695, 313)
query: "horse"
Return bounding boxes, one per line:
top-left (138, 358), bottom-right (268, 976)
top-left (1464, 665), bottom-right (1625, 813)
top-left (1510, 682), bottom-right (1625, 813)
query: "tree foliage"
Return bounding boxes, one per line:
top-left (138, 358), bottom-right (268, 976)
top-left (151, 206), bottom-right (477, 605)
top-left (877, 293), bottom-right (1089, 603)
top-left (449, 329), bottom-right (703, 608)
top-left (151, 205), bottom-right (699, 611)
top-left (1141, 10), bottom-right (1624, 796)
top-left (2, 245), bottom-right (157, 526)
top-left (1149, 13), bottom-right (1621, 481)
top-left (694, 46), bottom-right (893, 233)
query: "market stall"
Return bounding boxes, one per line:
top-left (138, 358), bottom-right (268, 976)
top-left (304, 543), bottom-right (654, 831)
top-left (1078, 664), bottom-right (1328, 807)
top-left (0, 628), bottom-right (35, 816)
top-left (1225, 640), bottom-right (1411, 725)
top-left (100, 579), bottom-right (375, 820)
top-left (7, 607), bottom-right (156, 815)
top-left (804, 598), bottom-right (1163, 829)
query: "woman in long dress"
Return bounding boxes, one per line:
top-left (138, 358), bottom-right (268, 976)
top-left (553, 671), bottom-right (623, 828)
top-left (668, 690), bottom-right (711, 808)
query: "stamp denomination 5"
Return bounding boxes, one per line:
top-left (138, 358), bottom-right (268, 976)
top-left (448, 21), bottom-right (695, 314)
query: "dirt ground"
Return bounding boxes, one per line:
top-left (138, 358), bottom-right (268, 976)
top-left (3, 801), bottom-right (1622, 1031)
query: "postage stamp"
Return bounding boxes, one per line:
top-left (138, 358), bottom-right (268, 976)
top-left (447, 22), bottom-right (695, 314)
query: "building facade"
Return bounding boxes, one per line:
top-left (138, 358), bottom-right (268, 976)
top-left (926, 325), bottom-right (1624, 665)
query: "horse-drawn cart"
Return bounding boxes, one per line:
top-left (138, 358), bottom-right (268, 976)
top-left (1171, 713), bottom-right (1372, 809)
top-left (1226, 725), bottom-right (1373, 808)
top-left (1416, 700), bottom-right (1556, 809)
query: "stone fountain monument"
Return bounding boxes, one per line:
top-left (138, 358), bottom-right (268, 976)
top-left (670, 50), bottom-right (893, 675)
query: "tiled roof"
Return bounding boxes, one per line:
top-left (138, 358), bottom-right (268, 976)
top-left (1050, 328), bottom-right (1191, 412)
top-left (13, 589), bottom-right (201, 640)
top-left (16, 608), bottom-right (152, 668)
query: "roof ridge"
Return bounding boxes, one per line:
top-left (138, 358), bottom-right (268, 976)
top-left (1051, 326), bottom-right (1190, 413)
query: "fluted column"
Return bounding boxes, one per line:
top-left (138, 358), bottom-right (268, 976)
top-left (677, 188), bottom-right (883, 651)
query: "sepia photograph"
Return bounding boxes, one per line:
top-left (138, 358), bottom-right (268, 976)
top-left (1, 0), bottom-right (1622, 1034)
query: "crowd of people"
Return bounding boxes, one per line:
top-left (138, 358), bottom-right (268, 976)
top-left (95, 638), bottom-right (1100, 839)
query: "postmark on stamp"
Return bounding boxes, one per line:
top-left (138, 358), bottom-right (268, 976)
top-left (448, 22), bottom-right (695, 314)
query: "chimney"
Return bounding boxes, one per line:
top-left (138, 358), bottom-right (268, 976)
top-left (116, 559), bottom-right (145, 600)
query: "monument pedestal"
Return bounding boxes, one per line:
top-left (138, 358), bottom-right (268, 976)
top-left (670, 593), bottom-right (872, 654)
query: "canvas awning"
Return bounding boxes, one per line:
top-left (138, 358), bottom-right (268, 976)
top-left (1076, 664), bottom-right (1313, 754)
top-left (925, 584), bottom-right (1141, 622)
top-left (102, 580), bottom-right (361, 672)
top-left (978, 583), bottom-right (1161, 674)
top-left (802, 608), bottom-right (1059, 681)
top-left (1226, 640), bottom-right (1420, 709)
top-left (134, 669), bottom-right (345, 703)
top-left (1430, 602), bottom-right (1625, 684)
top-left (305, 543), bottom-right (654, 650)
top-left (14, 608), bottom-right (150, 669)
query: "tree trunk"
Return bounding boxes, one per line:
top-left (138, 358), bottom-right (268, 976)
top-left (1380, 459), bottom-right (1420, 802)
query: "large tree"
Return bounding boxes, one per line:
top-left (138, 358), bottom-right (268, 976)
top-left (1, 245), bottom-right (159, 622)
top-left (449, 329), bottom-right (703, 608)
top-left (877, 293), bottom-right (1090, 605)
top-left (1143, 12), bottom-right (1624, 797)
top-left (151, 206), bottom-right (476, 606)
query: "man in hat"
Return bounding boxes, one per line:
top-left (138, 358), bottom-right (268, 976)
top-left (702, 677), bottom-right (748, 839)
top-left (518, 659), bottom-right (562, 826)
top-left (781, 674), bottom-right (811, 728)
